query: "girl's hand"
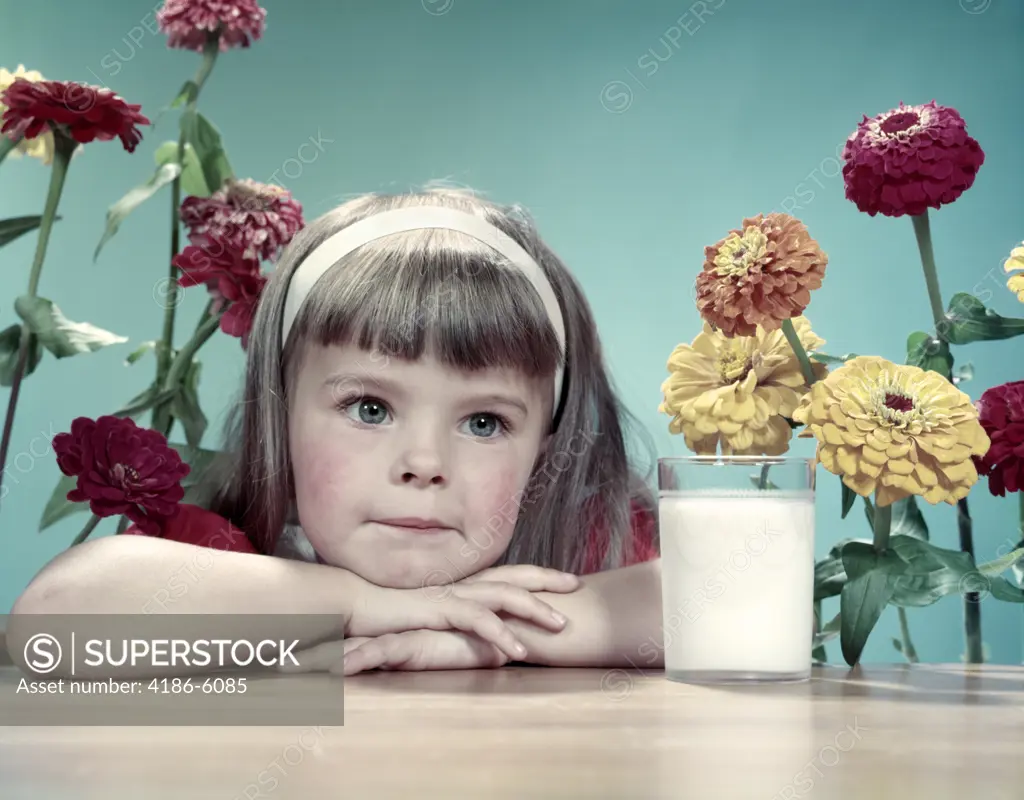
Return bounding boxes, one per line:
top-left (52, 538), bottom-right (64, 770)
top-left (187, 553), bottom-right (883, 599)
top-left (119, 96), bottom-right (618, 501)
top-left (457, 564), bottom-right (580, 593)
top-left (280, 630), bottom-right (509, 676)
top-left (346, 574), bottom-right (571, 662)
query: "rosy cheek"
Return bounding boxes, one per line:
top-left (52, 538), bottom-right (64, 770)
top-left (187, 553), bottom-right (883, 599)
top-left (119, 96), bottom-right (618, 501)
top-left (293, 433), bottom-right (352, 515)
top-left (463, 462), bottom-right (525, 537)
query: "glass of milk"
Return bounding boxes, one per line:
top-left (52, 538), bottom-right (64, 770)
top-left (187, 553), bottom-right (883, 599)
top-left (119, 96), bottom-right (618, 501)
top-left (658, 456), bottom-right (816, 683)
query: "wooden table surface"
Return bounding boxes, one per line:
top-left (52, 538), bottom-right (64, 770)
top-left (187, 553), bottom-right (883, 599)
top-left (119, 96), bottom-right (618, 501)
top-left (1, 662), bottom-right (1023, 799)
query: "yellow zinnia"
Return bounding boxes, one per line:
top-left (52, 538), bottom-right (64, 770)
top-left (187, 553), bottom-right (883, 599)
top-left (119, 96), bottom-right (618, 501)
top-left (792, 355), bottom-right (990, 506)
top-left (659, 316), bottom-right (827, 455)
top-left (1003, 243), bottom-right (1024, 303)
top-left (0, 64), bottom-right (55, 164)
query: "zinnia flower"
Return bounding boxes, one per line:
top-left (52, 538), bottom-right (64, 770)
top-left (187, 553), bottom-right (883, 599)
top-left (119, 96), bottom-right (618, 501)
top-left (792, 356), bottom-right (990, 506)
top-left (0, 65), bottom-right (54, 163)
top-left (157, 0), bottom-right (267, 52)
top-left (180, 178), bottom-right (304, 262)
top-left (695, 213), bottom-right (828, 338)
top-left (660, 316), bottom-right (828, 455)
top-left (973, 381), bottom-right (1024, 496)
top-left (53, 415), bottom-right (190, 535)
top-left (1003, 243), bottom-right (1024, 304)
top-left (0, 79), bottom-right (149, 153)
top-left (175, 234), bottom-right (266, 347)
top-left (842, 101), bottom-right (985, 218)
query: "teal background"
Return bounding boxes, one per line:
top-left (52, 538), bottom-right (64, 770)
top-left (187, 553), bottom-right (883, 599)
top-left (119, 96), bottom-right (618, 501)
top-left (2, 0), bottom-right (1022, 664)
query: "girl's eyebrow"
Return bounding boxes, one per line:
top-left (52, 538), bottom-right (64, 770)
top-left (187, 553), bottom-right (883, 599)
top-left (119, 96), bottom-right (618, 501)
top-left (321, 372), bottom-right (529, 416)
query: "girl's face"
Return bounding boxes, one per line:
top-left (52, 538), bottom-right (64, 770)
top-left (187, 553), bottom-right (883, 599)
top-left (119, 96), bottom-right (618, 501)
top-left (288, 342), bottom-right (553, 588)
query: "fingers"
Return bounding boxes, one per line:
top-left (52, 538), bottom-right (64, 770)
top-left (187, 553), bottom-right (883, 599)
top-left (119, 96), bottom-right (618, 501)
top-left (276, 638), bottom-right (365, 673)
top-left (462, 565), bottom-right (580, 593)
top-left (337, 631), bottom-right (507, 676)
top-left (454, 582), bottom-right (568, 633)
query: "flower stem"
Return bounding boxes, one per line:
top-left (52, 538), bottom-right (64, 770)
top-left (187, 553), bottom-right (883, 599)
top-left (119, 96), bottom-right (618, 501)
top-left (153, 33), bottom-right (221, 435)
top-left (71, 513), bottom-right (102, 546)
top-left (873, 498), bottom-right (891, 552)
top-left (911, 210), bottom-right (982, 665)
top-left (0, 133), bottom-right (22, 165)
top-left (781, 318), bottom-right (818, 386)
top-left (155, 312), bottom-right (223, 438)
top-left (897, 607), bottom-right (919, 663)
top-left (911, 211), bottom-right (947, 333)
top-left (0, 135), bottom-right (74, 506)
top-left (958, 496), bottom-right (984, 663)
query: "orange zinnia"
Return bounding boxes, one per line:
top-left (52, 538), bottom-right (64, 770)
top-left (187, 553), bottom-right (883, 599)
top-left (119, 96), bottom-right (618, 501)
top-left (696, 213), bottom-right (828, 338)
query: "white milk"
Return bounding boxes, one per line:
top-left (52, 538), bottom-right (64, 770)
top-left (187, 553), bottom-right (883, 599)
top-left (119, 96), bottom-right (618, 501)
top-left (658, 490), bottom-right (815, 681)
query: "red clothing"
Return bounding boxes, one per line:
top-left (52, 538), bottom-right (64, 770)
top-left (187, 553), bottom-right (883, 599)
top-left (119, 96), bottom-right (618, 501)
top-left (122, 501), bottom-right (658, 574)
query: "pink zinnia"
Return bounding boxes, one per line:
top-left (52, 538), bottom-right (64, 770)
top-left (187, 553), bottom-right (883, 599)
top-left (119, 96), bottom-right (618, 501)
top-left (53, 415), bottom-right (190, 535)
top-left (157, 0), bottom-right (267, 52)
top-left (1, 79), bottom-right (149, 153)
top-left (180, 178), bottom-right (304, 262)
top-left (842, 101), bottom-right (985, 217)
top-left (216, 271), bottom-right (267, 349)
top-left (973, 381), bottom-right (1024, 497)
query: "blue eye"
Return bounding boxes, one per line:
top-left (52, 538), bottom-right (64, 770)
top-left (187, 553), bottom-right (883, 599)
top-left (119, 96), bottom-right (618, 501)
top-left (461, 413), bottom-right (509, 439)
top-left (339, 397), bottom-right (391, 425)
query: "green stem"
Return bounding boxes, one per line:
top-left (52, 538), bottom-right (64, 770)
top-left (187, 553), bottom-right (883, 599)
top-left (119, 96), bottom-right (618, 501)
top-left (0, 133), bottom-right (22, 165)
top-left (153, 313), bottom-right (223, 438)
top-left (781, 318), bottom-right (818, 386)
top-left (873, 498), bottom-right (892, 553)
top-left (911, 211), bottom-right (947, 333)
top-left (897, 607), bottom-right (919, 663)
top-left (71, 514), bottom-right (102, 546)
top-left (811, 600), bottom-right (827, 663)
top-left (153, 32), bottom-right (222, 434)
top-left (911, 211), bottom-right (982, 665)
top-left (757, 463), bottom-right (771, 490)
top-left (0, 135), bottom-right (74, 505)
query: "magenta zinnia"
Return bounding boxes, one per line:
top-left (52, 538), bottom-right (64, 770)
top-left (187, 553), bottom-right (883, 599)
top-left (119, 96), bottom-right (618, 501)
top-left (1, 79), bottom-right (149, 152)
top-left (973, 381), bottom-right (1024, 497)
top-left (180, 178), bottom-right (304, 262)
top-left (842, 101), bottom-right (985, 218)
top-left (53, 415), bottom-right (190, 534)
top-left (174, 234), bottom-right (267, 347)
top-left (157, 0), bottom-right (267, 52)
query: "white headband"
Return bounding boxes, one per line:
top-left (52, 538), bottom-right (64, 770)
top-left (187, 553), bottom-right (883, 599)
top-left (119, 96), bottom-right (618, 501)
top-left (280, 206), bottom-right (566, 419)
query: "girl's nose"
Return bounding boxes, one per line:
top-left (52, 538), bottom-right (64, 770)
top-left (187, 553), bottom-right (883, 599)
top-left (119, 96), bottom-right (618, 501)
top-left (393, 444), bottom-right (448, 487)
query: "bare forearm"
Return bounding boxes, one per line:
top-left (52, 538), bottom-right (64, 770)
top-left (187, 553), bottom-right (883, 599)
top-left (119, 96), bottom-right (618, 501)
top-left (7, 535), bottom-right (356, 677)
top-left (505, 558), bottom-right (664, 668)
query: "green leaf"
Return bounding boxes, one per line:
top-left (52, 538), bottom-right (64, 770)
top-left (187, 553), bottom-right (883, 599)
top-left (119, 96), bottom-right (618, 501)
top-left (943, 292), bottom-right (1024, 345)
top-left (0, 324), bottom-right (43, 386)
top-left (0, 215), bottom-right (60, 249)
top-left (977, 547), bottom-right (1024, 577)
top-left (38, 474), bottom-right (85, 532)
top-left (813, 612), bottom-right (841, 650)
top-left (112, 383), bottom-right (180, 419)
top-left (180, 110), bottom-right (233, 196)
top-left (891, 637), bottom-right (904, 654)
top-left (810, 351), bottom-right (858, 365)
top-left (906, 331), bottom-right (953, 378)
top-left (124, 340), bottom-right (159, 366)
top-left (170, 360), bottom-right (207, 448)
top-left (814, 537), bottom-right (870, 601)
top-left (154, 140), bottom-right (210, 197)
top-left (887, 535), bottom-right (977, 607)
top-left (952, 363), bottom-right (974, 386)
top-left (839, 542), bottom-right (909, 665)
top-left (840, 482), bottom-right (857, 519)
top-left (986, 577), bottom-right (1024, 603)
top-left (94, 161), bottom-right (182, 260)
top-left (890, 496), bottom-right (928, 541)
top-left (171, 80), bottom-right (199, 109)
top-left (14, 296), bottom-right (128, 358)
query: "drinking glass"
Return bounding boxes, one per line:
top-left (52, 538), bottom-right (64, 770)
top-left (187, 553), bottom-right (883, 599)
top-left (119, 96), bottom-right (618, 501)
top-left (658, 456), bottom-right (816, 683)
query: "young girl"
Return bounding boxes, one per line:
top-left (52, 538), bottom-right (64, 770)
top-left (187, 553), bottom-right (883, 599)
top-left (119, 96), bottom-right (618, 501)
top-left (12, 187), bottom-right (665, 675)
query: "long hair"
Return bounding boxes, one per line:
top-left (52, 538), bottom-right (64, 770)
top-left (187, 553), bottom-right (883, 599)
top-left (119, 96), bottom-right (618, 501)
top-left (203, 186), bottom-right (657, 573)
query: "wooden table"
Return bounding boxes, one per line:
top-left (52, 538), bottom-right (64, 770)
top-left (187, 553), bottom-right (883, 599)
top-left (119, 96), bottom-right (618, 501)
top-left (1, 662), bottom-right (1023, 799)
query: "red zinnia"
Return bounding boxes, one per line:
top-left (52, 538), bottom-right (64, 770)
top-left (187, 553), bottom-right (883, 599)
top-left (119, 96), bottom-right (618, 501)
top-left (157, 0), bottom-right (267, 52)
top-left (53, 416), bottom-right (190, 535)
top-left (180, 178), bottom-right (304, 262)
top-left (973, 381), bottom-right (1024, 497)
top-left (174, 234), bottom-right (267, 348)
top-left (842, 101), bottom-right (984, 217)
top-left (0, 79), bottom-right (149, 153)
